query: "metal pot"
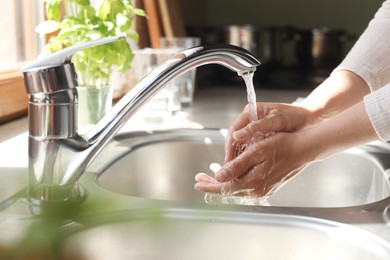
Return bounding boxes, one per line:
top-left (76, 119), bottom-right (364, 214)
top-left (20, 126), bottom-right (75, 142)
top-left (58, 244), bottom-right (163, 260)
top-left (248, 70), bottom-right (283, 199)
top-left (257, 27), bottom-right (294, 68)
top-left (224, 25), bottom-right (258, 56)
top-left (294, 28), bottom-right (352, 68)
top-left (225, 26), bottom-right (291, 69)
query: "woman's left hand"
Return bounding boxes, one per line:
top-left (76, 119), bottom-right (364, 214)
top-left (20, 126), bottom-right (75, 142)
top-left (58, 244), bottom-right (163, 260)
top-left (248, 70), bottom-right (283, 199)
top-left (194, 129), bottom-right (313, 197)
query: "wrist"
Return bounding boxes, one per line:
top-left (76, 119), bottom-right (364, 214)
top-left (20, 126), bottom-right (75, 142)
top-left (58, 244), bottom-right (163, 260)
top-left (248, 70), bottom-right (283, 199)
top-left (300, 101), bottom-right (377, 162)
top-left (292, 127), bottom-right (325, 164)
top-left (299, 70), bottom-right (370, 122)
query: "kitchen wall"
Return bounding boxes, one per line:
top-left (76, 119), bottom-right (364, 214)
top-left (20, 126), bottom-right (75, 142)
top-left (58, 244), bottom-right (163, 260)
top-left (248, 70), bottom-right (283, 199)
top-left (181, 0), bottom-right (386, 88)
top-left (182, 0), bottom-right (384, 35)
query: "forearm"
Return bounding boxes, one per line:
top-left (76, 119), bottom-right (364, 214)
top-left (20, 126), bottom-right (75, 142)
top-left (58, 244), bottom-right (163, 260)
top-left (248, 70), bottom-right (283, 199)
top-left (299, 70), bottom-right (370, 123)
top-left (300, 100), bottom-right (377, 162)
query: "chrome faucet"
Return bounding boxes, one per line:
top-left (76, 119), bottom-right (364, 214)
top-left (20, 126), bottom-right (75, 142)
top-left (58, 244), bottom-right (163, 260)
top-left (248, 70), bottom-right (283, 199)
top-left (22, 36), bottom-right (260, 203)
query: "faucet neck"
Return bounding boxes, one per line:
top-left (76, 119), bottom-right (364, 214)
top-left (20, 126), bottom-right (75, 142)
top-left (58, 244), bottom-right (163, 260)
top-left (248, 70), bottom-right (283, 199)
top-left (23, 44), bottom-right (260, 203)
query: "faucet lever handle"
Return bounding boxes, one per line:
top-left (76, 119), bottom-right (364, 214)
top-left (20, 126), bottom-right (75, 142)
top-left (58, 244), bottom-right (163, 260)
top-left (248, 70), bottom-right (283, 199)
top-left (22, 36), bottom-right (126, 72)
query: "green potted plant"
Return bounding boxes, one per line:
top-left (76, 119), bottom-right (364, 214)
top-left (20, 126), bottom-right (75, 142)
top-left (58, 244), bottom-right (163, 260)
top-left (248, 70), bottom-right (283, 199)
top-left (36, 0), bottom-right (145, 129)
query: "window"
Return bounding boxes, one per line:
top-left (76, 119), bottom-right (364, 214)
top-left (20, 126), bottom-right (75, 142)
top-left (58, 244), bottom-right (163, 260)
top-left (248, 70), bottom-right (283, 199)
top-left (0, 0), bottom-right (43, 69)
top-left (0, 0), bottom-right (43, 124)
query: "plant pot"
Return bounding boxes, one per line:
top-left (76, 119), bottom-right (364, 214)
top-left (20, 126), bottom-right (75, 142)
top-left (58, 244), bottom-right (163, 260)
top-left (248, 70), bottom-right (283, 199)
top-left (77, 85), bottom-right (113, 131)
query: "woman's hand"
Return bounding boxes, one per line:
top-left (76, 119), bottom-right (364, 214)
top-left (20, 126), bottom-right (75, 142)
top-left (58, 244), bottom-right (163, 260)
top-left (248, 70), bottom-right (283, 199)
top-left (195, 129), bottom-right (314, 197)
top-left (194, 101), bottom-right (378, 197)
top-left (195, 102), bottom-right (317, 197)
top-left (225, 103), bottom-right (315, 162)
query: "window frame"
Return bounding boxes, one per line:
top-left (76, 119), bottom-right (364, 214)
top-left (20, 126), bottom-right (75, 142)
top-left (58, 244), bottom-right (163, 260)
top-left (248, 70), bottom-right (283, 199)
top-left (0, 68), bottom-right (27, 124)
top-left (0, 0), bottom-right (42, 124)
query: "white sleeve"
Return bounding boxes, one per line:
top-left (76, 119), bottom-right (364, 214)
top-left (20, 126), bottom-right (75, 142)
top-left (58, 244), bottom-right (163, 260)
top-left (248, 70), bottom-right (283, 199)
top-left (364, 84), bottom-right (390, 141)
top-left (334, 0), bottom-right (390, 91)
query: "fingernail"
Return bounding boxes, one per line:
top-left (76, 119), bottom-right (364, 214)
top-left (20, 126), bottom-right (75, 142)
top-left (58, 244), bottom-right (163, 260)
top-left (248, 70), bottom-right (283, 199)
top-left (233, 129), bottom-right (248, 139)
top-left (209, 163), bottom-right (222, 174)
top-left (194, 183), bottom-right (201, 191)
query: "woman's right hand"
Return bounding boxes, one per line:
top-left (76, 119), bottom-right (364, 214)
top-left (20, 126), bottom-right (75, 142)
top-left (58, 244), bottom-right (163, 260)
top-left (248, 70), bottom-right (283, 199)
top-left (225, 102), bottom-right (315, 162)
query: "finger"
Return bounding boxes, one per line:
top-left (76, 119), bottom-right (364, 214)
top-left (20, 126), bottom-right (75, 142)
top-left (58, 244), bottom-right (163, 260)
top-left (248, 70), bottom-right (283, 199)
top-left (194, 172), bottom-right (217, 183)
top-left (225, 122), bottom-right (250, 163)
top-left (226, 105), bottom-right (280, 161)
top-left (225, 103), bottom-right (263, 162)
top-left (216, 146), bottom-right (262, 182)
top-left (232, 103), bottom-right (311, 144)
top-left (222, 144), bottom-right (279, 197)
top-left (196, 163), bottom-right (273, 196)
top-left (194, 180), bottom-right (223, 193)
top-left (232, 112), bottom-right (290, 144)
top-left (230, 105), bottom-right (255, 131)
top-left (224, 163), bottom-right (270, 196)
top-left (195, 176), bottom-right (249, 195)
top-left (225, 137), bottom-right (237, 162)
top-left (195, 163), bottom-right (222, 183)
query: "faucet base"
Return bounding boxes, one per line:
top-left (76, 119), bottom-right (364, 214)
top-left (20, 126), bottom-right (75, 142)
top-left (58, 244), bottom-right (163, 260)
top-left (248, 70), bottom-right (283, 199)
top-left (27, 182), bottom-right (87, 216)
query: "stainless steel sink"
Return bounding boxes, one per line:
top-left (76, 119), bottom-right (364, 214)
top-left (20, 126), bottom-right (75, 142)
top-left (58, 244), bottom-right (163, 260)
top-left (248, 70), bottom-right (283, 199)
top-left (60, 208), bottom-right (390, 260)
top-left (95, 129), bottom-right (390, 207)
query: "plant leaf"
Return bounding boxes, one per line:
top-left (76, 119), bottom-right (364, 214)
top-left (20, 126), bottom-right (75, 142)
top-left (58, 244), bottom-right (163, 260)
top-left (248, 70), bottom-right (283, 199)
top-left (40, 0), bottom-right (144, 85)
top-left (45, 0), bottom-right (62, 21)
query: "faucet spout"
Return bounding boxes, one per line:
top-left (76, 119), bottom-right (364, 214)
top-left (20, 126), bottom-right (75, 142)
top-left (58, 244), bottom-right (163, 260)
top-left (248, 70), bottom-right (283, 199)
top-left (22, 43), bottom-right (260, 202)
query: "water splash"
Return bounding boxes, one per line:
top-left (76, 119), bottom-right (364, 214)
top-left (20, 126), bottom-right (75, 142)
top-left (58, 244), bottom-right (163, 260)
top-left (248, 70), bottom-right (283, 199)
top-left (204, 162), bottom-right (270, 206)
top-left (204, 189), bottom-right (271, 206)
top-left (203, 74), bottom-right (271, 206)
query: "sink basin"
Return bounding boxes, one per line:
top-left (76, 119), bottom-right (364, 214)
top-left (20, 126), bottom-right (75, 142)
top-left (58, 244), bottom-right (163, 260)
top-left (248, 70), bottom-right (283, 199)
top-left (60, 208), bottom-right (390, 260)
top-left (96, 129), bottom-right (390, 207)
